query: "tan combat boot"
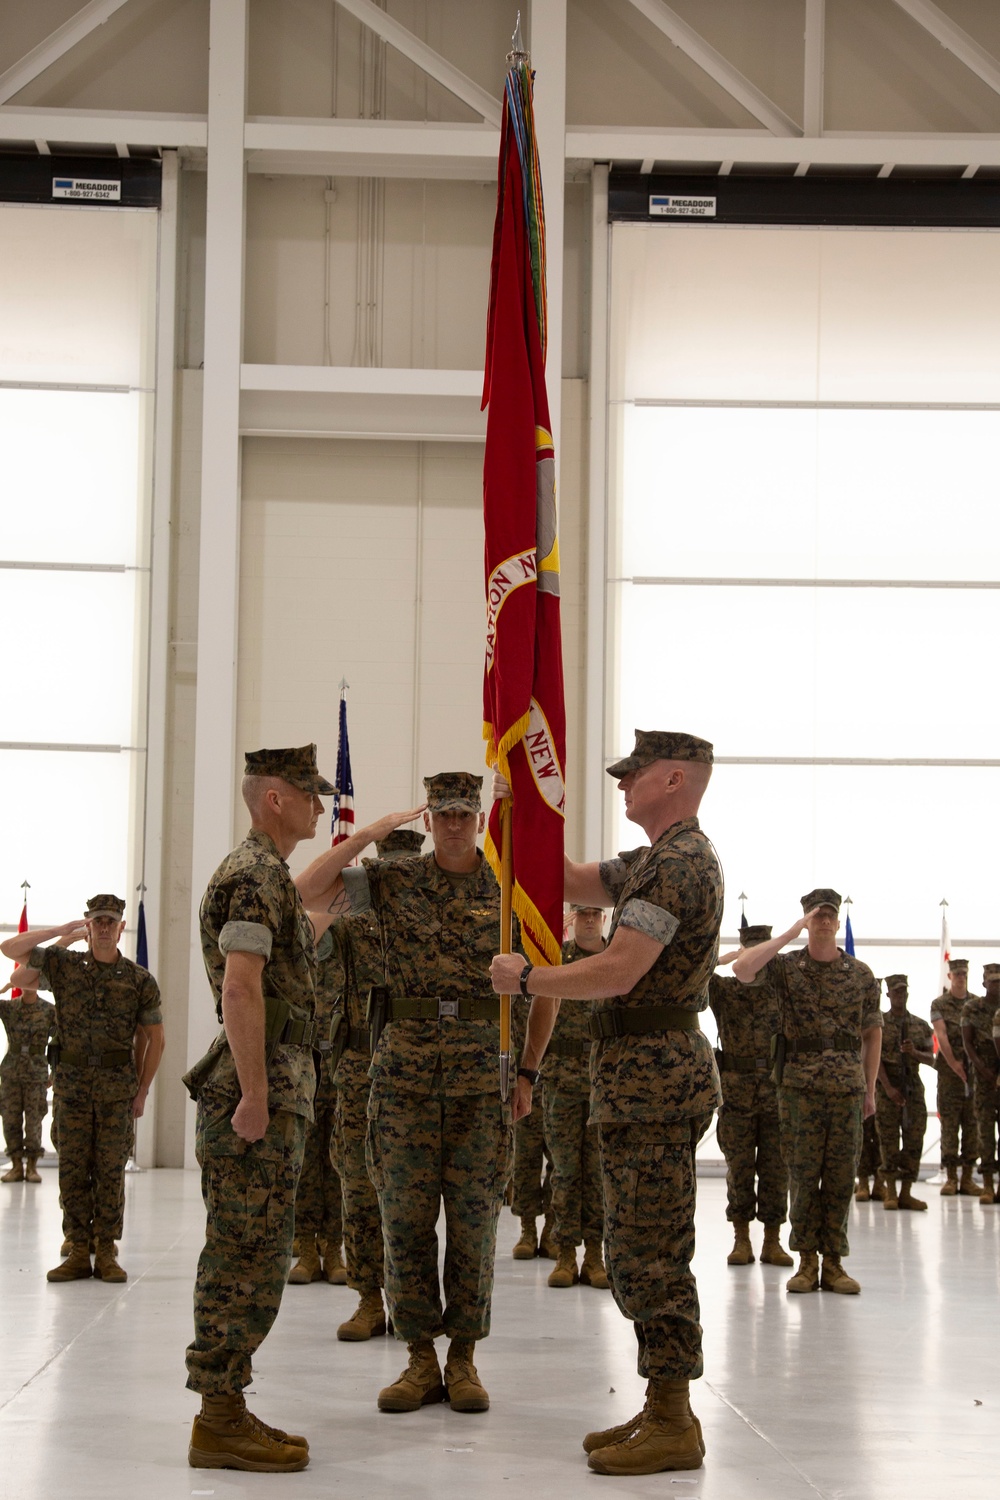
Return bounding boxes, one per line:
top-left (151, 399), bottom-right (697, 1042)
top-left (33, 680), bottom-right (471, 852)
top-left (786, 1251), bottom-right (819, 1293)
top-left (321, 1240), bottom-right (349, 1284)
top-left (882, 1177), bottom-right (899, 1210)
top-left (959, 1166), bottom-right (983, 1197)
top-left (583, 1389), bottom-right (705, 1457)
top-left (726, 1219), bottom-right (754, 1265)
top-left (580, 1240), bottom-right (610, 1288)
top-left (1, 1154), bottom-right (24, 1183)
top-left (377, 1340), bottom-right (445, 1412)
top-left (898, 1180), bottom-right (927, 1211)
top-left (24, 1157), bottom-right (42, 1183)
top-left (287, 1241), bottom-right (322, 1284)
top-left (337, 1288), bottom-right (387, 1341)
top-left (47, 1243), bottom-right (93, 1281)
top-left (188, 1393), bottom-right (309, 1472)
top-left (940, 1167), bottom-right (958, 1196)
top-left (94, 1242), bottom-right (127, 1282)
top-left (979, 1171), bottom-right (996, 1205)
top-left (821, 1255), bottom-right (860, 1294)
top-left (760, 1224), bottom-right (793, 1266)
top-left (854, 1176), bottom-right (871, 1202)
top-left (872, 1171), bottom-right (888, 1202)
top-left (511, 1217), bottom-right (538, 1259)
top-left (547, 1245), bottom-right (579, 1287)
top-left (587, 1377), bottom-right (703, 1475)
top-left (443, 1339), bottom-right (490, 1412)
top-left (538, 1213), bottom-right (557, 1259)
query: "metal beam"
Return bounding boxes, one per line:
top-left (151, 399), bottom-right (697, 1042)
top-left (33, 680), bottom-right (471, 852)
top-left (803, 0), bottom-right (825, 137)
top-left (890, 0), bottom-right (1000, 100)
top-left (332, 0), bottom-right (501, 126)
top-left (623, 0), bottom-right (801, 136)
top-left (0, 106), bottom-right (207, 149)
top-left (245, 117), bottom-right (496, 180)
top-left (0, 0), bottom-right (135, 105)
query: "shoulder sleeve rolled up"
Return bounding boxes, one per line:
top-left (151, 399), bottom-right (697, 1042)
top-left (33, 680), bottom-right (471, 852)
top-left (617, 898), bottom-right (679, 947)
top-left (219, 920), bottom-right (273, 960)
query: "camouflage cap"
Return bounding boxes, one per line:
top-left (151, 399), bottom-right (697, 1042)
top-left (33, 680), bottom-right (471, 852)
top-left (571, 903), bottom-right (605, 915)
top-left (244, 743), bottom-right (335, 795)
top-left (85, 894), bottom-right (125, 921)
top-left (423, 771), bottom-right (483, 812)
top-left (740, 924), bottom-right (772, 946)
top-left (800, 888), bottom-right (841, 914)
top-left (948, 957), bottom-right (969, 972)
top-left (984, 964), bottom-right (1000, 980)
top-left (376, 829), bottom-right (425, 857)
top-left (884, 973), bottom-right (908, 991)
top-left (606, 729), bottom-right (713, 779)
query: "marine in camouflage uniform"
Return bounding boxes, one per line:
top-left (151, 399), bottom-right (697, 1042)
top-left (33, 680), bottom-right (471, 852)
top-left (493, 729), bottom-right (722, 1477)
top-left (509, 992), bottom-right (553, 1258)
top-left (185, 744), bottom-right (336, 1475)
top-left (737, 889), bottom-right (882, 1297)
top-left (962, 963), bottom-right (1000, 1204)
top-left (931, 957), bottom-right (980, 1195)
top-left (709, 925), bottom-right (790, 1267)
top-left (0, 983), bottom-right (54, 1182)
top-left (4, 894), bottom-right (164, 1282)
top-left (325, 827), bottom-right (425, 1340)
top-left (296, 773), bottom-right (547, 1415)
top-left (875, 975), bottom-right (935, 1211)
top-left (542, 907), bottom-right (608, 1289)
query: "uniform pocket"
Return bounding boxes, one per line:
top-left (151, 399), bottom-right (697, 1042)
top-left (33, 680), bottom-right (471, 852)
top-left (365, 1100), bottom-right (384, 1194)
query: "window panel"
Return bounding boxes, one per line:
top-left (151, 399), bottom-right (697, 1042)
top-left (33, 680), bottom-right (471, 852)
top-left (0, 751), bottom-right (132, 927)
top-left (619, 406), bottom-right (1000, 584)
top-left (4, 571), bottom-right (138, 744)
top-left (618, 581), bottom-right (999, 759)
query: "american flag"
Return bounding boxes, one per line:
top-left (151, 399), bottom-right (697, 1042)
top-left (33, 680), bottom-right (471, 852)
top-left (331, 691), bottom-right (355, 846)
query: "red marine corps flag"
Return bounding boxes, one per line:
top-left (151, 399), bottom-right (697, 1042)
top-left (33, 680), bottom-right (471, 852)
top-left (481, 23), bottom-right (566, 1086)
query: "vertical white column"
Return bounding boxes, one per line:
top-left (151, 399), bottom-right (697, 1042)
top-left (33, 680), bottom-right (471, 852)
top-left (529, 0), bottom-right (566, 466)
top-left (804, 0), bottom-right (825, 138)
top-left (584, 164), bottom-right (609, 861)
top-left (185, 0), bottom-right (248, 1165)
top-left (137, 149), bottom-right (179, 1169)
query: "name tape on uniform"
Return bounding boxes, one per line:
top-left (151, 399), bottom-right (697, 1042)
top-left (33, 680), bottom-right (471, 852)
top-left (649, 194), bottom-right (716, 219)
top-left (52, 178), bottom-right (122, 202)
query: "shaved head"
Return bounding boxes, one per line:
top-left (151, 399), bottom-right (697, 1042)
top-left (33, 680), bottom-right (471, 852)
top-left (242, 773), bottom-right (285, 820)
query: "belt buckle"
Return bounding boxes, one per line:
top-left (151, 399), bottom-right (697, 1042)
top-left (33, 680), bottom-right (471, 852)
top-left (20, 1045), bottom-right (30, 1055)
top-left (316, 1040), bottom-right (332, 1053)
top-left (755, 1058), bottom-right (768, 1073)
top-left (438, 999), bottom-right (458, 1019)
top-left (88, 1055), bottom-right (101, 1066)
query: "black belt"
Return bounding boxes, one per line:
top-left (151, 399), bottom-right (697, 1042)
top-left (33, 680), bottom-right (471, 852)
top-left (59, 1048), bottom-right (132, 1069)
top-left (718, 1052), bottom-right (770, 1074)
top-left (590, 1005), bottom-right (701, 1040)
top-left (545, 1037), bottom-right (591, 1059)
top-left (388, 996), bottom-right (501, 1024)
top-left (17, 1044), bottom-right (48, 1058)
top-left (785, 1031), bottom-right (858, 1056)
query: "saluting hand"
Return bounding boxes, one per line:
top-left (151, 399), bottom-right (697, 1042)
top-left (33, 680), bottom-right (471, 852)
top-left (370, 805), bottom-right (427, 842)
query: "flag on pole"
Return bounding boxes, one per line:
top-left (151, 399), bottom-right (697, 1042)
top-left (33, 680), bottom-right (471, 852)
top-left (10, 899), bottom-right (28, 999)
top-left (938, 899), bottom-right (950, 991)
top-left (481, 52), bottom-right (566, 969)
top-left (331, 689), bottom-right (355, 847)
top-left (136, 897), bottom-right (149, 969)
top-left (844, 912), bottom-right (855, 957)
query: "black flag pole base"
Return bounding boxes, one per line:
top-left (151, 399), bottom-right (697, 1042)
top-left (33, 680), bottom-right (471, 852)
top-left (500, 1050), bottom-right (511, 1104)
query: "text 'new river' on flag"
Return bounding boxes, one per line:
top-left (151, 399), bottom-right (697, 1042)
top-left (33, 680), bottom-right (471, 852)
top-left (481, 59), bottom-right (566, 969)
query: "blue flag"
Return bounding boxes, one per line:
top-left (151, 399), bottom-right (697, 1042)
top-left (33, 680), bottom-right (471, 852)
top-left (844, 913), bottom-right (855, 957)
top-left (136, 898), bottom-right (149, 969)
top-left (740, 912), bottom-right (748, 934)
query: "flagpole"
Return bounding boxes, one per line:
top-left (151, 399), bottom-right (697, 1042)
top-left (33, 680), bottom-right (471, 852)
top-left (499, 798), bottom-right (514, 1102)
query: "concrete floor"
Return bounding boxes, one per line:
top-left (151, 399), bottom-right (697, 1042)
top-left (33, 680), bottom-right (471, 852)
top-left (0, 1166), bottom-right (995, 1499)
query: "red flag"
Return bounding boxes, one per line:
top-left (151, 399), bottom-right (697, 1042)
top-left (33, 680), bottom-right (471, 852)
top-left (10, 901), bottom-right (28, 1000)
top-left (331, 690), bottom-right (355, 847)
top-left (481, 61), bottom-right (566, 969)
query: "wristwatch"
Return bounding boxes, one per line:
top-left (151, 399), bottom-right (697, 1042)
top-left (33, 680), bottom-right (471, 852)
top-left (518, 962), bottom-right (533, 996)
top-left (517, 1066), bottom-right (540, 1086)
